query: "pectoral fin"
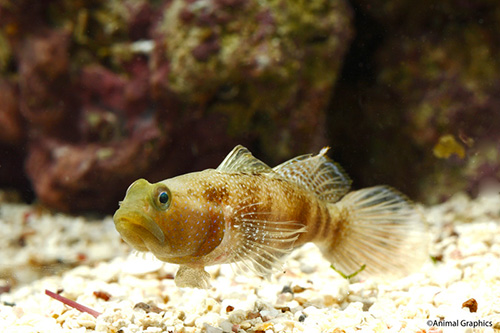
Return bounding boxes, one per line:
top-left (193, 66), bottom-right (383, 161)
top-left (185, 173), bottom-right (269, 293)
top-left (230, 202), bottom-right (306, 277)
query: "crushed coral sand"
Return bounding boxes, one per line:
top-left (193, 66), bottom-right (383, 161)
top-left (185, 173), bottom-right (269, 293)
top-left (1, 191), bottom-right (499, 332)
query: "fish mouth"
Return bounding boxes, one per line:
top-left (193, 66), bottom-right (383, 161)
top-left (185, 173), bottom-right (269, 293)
top-left (113, 211), bottom-right (165, 250)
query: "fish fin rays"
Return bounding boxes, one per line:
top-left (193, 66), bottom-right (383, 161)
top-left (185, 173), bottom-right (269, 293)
top-left (229, 203), bottom-right (306, 277)
top-left (273, 147), bottom-right (351, 203)
top-left (174, 265), bottom-right (211, 289)
top-left (217, 145), bottom-right (274, 174)
top-left (217, 146), bottom-right (350, 204)
top-left (320, 186), bottom-right (429, 278)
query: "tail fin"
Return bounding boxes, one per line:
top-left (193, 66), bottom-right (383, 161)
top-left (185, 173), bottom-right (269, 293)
top-left (319, 186), bottom-right (429, 278)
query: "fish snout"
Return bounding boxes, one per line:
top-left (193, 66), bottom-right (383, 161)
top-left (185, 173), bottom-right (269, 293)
top-left (113, 209), bottom-right (166, 250)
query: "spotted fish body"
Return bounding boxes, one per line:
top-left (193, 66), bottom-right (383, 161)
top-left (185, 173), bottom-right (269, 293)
top-left (114, 146), bottom-right (428, 288)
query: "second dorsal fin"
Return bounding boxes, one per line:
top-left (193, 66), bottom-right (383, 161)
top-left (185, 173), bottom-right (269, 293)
top-left (216, 145), bottom-right (273, 174)
top-left (273, 147), bottom-right (352, 203)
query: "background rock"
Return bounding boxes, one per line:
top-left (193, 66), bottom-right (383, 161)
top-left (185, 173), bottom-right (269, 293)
top-left (0, 0), bottom-right (353, 213)
top-left (329, 0), bottom-right (500, 203)
top-left (1, 0), bottom-right (499, 212)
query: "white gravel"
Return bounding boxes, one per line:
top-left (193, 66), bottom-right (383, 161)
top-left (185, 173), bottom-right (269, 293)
top-left (0, 200), bottom-right (129, 287)
top-left (1, 190), bottom-right (499, 332)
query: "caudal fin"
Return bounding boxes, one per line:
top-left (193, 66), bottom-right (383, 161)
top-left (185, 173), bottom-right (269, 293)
top-left (319, 186), bottom-right (429, 278)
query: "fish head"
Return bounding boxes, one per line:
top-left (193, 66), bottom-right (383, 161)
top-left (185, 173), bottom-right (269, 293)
top-left (113, 178), bottom-right (170, 254)
top-left (113, 175), bottom-right (226, 263)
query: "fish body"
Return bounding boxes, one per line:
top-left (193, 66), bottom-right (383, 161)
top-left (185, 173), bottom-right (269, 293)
top-left (114, 145), bottom-right (428, 288)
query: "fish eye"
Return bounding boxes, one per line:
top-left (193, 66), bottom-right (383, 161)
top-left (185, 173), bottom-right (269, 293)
top-left (154, 185), bottom-right (171, 210)
top-left (159, 191), bottom-right (169, 204)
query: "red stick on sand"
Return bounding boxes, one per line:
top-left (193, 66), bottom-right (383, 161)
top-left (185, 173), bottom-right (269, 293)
top-left (45, 289), bottom-right (101, 318)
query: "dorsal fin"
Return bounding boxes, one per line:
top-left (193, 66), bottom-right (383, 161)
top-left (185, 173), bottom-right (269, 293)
top-left (273, 147), bottom-right (351, 203)
top-left (217, 145), bottom-right (273, 174)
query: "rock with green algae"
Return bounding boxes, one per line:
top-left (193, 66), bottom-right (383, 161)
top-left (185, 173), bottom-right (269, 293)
top-left (152, 0), bottom-right (353, 159)
top-left (376, 23), bottom-right (500, 203)
top-left (0, 0), bottom-right (158, 207)
top-left (0, 0), bottom-right (353, 213)
top-left (330, 0), bottom-right (500, 204)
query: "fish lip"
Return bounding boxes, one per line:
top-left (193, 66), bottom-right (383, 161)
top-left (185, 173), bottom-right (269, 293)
top-left (113, 212), bottom-right (165, 244)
